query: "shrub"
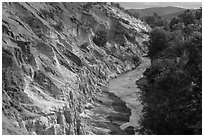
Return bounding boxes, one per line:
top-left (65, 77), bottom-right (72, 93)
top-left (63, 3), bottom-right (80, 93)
top-left (178, 9), bottom-right (196, 26)
top-left (139, 8), bottom-right (202, 135)
top-left (148, 27), bottom-right (171, 58)
top-left (195, 7), bottom-right (202, 20)
top-left (93, 30), bottom-right (107, 47)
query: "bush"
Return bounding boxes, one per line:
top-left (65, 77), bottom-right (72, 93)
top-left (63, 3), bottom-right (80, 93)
top-left (93, 30), bottom-right (107, 47)
top-left (195, 8), bottom-right (202, 20)
top-left (178, 9), bottom-right (196, 26)
top-left (144, 16), bottom-right (156, 27)
top-left (169, 17), bottom-right (180, 30)
top-left (148, 27), bottom-right (171, 58)
top-left (144, 13), bottom-right (168, 29)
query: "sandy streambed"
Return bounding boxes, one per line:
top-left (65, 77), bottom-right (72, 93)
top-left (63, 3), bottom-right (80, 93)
top-left (83, 57), bottom-right (150, 135)
top-left (108, 57), bottom-right (150, 134)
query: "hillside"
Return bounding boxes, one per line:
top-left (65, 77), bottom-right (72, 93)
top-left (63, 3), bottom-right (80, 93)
top-left (161, 10), bottom-right (184, 21)
top-left (161, 8), bottom-right (200, 21)
top-left (2, 2), bottom-right (150, 135)
top-left (128, 6), bottom-right (186, 19)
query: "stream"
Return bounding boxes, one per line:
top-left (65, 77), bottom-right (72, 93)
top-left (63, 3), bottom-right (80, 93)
top-left (108, 57), bottom-right (150, 134)
top-left (88, 57), bottom-right (150, 135)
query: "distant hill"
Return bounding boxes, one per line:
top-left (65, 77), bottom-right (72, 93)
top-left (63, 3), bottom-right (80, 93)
top-left (128, 6), bottom-right (186, 20)
top-left (161, 10), bottom-right (185, 21)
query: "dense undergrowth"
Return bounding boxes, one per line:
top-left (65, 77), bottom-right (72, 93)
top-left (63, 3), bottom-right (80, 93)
top-left (138, 8), bottom-right (202, 135)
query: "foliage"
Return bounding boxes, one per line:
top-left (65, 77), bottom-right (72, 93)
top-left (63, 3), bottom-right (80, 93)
top-left (139, 8), bottom-right (202, 135)
top-left (183, 23), bottom-right (202, 36)
top-left (195, 7), bottom-right (202, 20)
top-left (93, 30), bottom-right (108, 47)
top-left (145, 16), bottom-right (155, 27)
top-left (144, 13), bottom-right (169, 29)
top-left (178, 9), bottom-right (196, 26)
top-left (169, 17), bottom-right (180, 30)
top-left (185, 32), bottom-right (202, 87)
top-left (170, 9), bottom-right (201, 31)
top-left (148, 27), bottom-right (171, 58)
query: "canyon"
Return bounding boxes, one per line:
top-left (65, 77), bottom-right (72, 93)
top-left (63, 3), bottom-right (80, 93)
top-left (2, 2), bottom-right (150, 135)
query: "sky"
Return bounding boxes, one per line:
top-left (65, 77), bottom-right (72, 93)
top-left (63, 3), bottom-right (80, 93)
top-left (119, 2), bottom-right (202, 9)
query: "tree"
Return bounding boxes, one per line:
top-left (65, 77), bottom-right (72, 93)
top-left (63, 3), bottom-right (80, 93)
top-left (148, 27), bottom-right (171, 58)
top-left (183, 24), bottom-right (201, 36)
top-left (185, 32), bottom-right (202, 87)
top-left (144, 13), bottom-right (167, 29)
top-left (145, 16), bottom-right (156, 28)
top-left (178, 9), bottom-right (196, 26)
top-left (195, 7), bottom-right (202, 20)
top-left (139, 8), bottom-right (202, 135)
top-left (169, 17), bottom-right (180, 30)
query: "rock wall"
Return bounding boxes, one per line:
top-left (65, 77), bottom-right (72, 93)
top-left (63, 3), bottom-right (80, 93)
top-left (2, 2), bottom-right (150, 135)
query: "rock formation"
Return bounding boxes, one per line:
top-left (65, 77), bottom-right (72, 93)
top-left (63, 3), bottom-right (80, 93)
top-left (2, 2), bottom-right (150, 135)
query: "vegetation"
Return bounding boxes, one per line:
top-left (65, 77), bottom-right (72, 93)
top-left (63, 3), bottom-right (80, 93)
top-left (139, 8), bottom-right (202, 135)
top-left (143, 12), bottom-right (169, 29)
top-left (93, 30), bottom-right (108, 47)
top-left (148, 27), bottom-right (171, 58)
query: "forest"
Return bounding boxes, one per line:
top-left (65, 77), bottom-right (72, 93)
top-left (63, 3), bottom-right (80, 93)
top-left (138, 8), bottom-right (202, 134)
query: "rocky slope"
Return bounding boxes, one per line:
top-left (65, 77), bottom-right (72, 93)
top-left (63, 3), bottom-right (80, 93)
top-left (2, 2), bottom-right (150, 135)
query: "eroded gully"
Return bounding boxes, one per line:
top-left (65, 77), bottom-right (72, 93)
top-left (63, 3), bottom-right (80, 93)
top-left (108, 57), bottom-right (151, 134)
top-left (87, 57), bottom-right (150, 135)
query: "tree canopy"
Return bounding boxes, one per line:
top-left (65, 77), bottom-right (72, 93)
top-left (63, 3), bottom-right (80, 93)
top-left (138, 8), bottom-right (202, 135)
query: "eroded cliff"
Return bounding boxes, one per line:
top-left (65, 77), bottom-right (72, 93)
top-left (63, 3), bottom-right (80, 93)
top-left (2, 2), bottom-right (150, 135)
